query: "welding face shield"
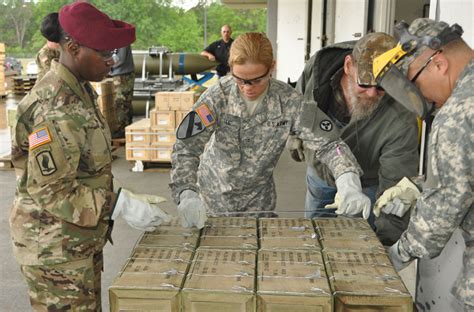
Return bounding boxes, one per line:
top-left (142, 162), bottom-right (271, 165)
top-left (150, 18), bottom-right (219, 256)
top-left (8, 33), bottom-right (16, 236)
top-left (372, 20), bottom-right (463, 119)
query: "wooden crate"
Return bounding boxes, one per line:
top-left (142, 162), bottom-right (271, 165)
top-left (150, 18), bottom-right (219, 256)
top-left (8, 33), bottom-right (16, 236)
top-left (175, 110), bottom-right (189, 127)
top-left (150, 130), bottom-right (176, 146)
top-left (151, 147), bottom-right (173, 162)
top-left (125, 145), bottom-right (153, 161)
top-left (182, 275), bottom-right (255, 312)
top-left (150, 110), bottom-right (176, 130)
top-left (125, 118), bottom-right (152, 145)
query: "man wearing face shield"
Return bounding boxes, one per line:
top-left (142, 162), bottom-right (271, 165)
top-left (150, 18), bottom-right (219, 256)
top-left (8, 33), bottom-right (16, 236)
top-left (292, 33), bottom-right (419, 231)
top-left (373, 18), bottom-right (473, 309)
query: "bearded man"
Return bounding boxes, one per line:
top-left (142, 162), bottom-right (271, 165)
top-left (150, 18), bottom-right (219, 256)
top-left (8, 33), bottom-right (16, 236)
top-left (289, 32), bottom-right (419, 236)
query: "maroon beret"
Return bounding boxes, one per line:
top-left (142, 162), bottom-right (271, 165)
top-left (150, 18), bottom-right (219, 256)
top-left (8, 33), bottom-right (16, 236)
top-left (59, 2), bottom-right (135, 51)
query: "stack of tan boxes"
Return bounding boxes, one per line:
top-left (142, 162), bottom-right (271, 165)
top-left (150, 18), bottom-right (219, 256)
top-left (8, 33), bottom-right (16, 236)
top-left (0, 43), bottom-right (5, 97)
top-left (90, 79), bottom-right (118, 133)
top-left (109, 219), bottom-right (200, 311)
top-left (314, 218), bottom-right (413, 311)
top-left (257, 218), bottom-right (333, 311)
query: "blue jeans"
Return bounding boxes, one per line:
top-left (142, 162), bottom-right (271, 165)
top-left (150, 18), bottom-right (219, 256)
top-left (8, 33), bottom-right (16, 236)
top-left (305, 166), bottom-right (377, 229)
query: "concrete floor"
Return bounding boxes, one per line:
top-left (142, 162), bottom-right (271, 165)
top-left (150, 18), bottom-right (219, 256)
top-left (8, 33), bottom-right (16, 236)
top-left (0, 122), bottom-right (307, 311)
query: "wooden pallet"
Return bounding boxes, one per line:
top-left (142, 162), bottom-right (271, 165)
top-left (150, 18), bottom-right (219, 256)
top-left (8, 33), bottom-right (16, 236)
top-left (130, 160), bottom-right (171, 172)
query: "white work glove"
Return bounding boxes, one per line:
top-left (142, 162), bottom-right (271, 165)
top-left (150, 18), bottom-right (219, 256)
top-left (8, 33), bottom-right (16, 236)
top-left (374, 177), bottom-right (421, 217)
top-left (177, 190), bottom-right (207, 229)
top-left (112, 188), bottom-right (171, 231)
top-left (388, 241), bottom-right (412, 272)
top-left (325, 172), bottom-right (371, 219)
top-left (286, 135), bottom-right (305, 162)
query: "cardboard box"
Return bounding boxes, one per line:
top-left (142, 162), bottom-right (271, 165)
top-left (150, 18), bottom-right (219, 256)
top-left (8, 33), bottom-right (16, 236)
top-left (155, 92), bottom-right (171, 110)
top-left (182, 275), bottom-right (255, 312)
top-left (125, 118), bottom-right (152, 145)
top-left (260, 236), bottom-right (320, 251)
top-left (326, 262), bottom-right (398, 281)
top-left (178, 91), bottom-right (199, 111)
top-left (257, 276), bottom-right (332, 312)
top-left (90, 79), bottom-right (114, 96)
top-left (150, 131), bottom-right (176, 146)
top-left (150, 110), bottom-right (175, 130)
top-left (194, 248), bottom-right (256, 265)
top-left (258, 250), bottom-right (325, 265)
top-left (259, 218), bottom-right (314, 229)
top-left (319, 236), bottom-right (384, 252)
top-left (260, 227), bottom-right (316, 238)
top-left (188, 259), bottom-right (255, 277)
top-left (122, 257), bottom-right (190, 275)
top-left (147, 226), bottom-right (200, 237)
top-left (202, 226), bottom-right (257, 238)
top-left (316, 227), bottom-right (374, 239)
top-left (322, 250), bottom-right (391, 266)
top-left (109, 271), bottom-right (185, 312)
top-left (205, 217), bottom-right (257, 229)
top-left (258, 257), bottom-right (326, 279)
top-left (138, 233), bottom-right (199, 249)
top-left (313, 217), bottom-right (372, 231)
top-left (0, 43), bottom-right (5, 53)
top-left (154, 91), bottom-right (199, 111)
top-left (199, 235), bottom-right (258, 250)
top-left (131, 246), bottom-right (194, 262)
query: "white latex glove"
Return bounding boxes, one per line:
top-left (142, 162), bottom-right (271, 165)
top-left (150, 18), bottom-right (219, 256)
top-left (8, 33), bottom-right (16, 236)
top-left (388, 241), bottom-right (412, 272)
top-left (286, 135), bottom-right (305, 162)
top-left (177, 190), bottom-right (207, 229)
top-left (325, 172), bottom-right (371, 219)
top-left (374, 177), bottom-right (421, 217)
top-left (112, 188), bottom-right (171, 231)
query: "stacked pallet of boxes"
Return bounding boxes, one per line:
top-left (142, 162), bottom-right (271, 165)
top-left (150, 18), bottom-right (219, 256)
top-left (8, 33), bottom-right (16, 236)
top-left (125, 91), bottom-right (199, 162)
top-left (0, 43), bottom-right (5, 97)
top-left (258, 218), bottom-right (332, 311)
top-left (314, 218), bottom-right (413, 311)
top-left (90, 79), bottom-right (118, 133)
top-left (109, 219), bottom-right (200, 311)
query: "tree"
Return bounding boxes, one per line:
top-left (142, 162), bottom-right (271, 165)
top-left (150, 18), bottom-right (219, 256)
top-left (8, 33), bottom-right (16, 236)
top-left (0, 0), bottom-right (35, 49)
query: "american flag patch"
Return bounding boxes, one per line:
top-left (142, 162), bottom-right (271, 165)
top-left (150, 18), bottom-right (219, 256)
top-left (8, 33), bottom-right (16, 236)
top-left (29, 127), bottom-right (52, 150)
top-left (195, 104), bottom-right (215, 127)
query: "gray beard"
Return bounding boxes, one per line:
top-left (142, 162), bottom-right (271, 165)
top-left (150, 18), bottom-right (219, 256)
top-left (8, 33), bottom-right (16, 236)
top-left (346, 77), bottom-right (383, 122)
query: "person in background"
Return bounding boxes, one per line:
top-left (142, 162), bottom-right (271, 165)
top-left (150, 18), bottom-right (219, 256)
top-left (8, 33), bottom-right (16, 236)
top-left (109, 45), bottom-right (135, 138)
top-left (374, 18), bottom-right (472, 309)
top-left (291, 32), bottom-right (419, 237)
top-left (10, 3), bottom-right (169, 310)
top-left (201, 24), bottom-right (233, 78)
top-left (35, 15), bottom-right (61, 81)
top-left (171, 32), bottom-right (370, 229)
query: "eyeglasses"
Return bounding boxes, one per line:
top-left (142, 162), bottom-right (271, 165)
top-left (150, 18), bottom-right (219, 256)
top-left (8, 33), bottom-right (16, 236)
top-left (232, 69), bottom-right (270, 86)
top-left (95, 49), bottom-right (118, 62)
top-left (357, 84), bottom-right (384, 91)
top-left (410, 50), bottom-right (442, 83)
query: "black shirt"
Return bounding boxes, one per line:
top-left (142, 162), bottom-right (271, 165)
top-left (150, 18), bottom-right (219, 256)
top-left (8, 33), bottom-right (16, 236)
top-left (204, 38), bottom-right (233, 77)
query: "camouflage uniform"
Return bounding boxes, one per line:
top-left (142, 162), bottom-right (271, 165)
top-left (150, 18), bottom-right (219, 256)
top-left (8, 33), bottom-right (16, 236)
top-left (35, 43), bottom-right (60, 81)
top-left (397, 60), bottom-right (473, 306)
top-left (10, 60), bottom-right (113, 311)
top-left (170, 76), bottom-right (361, 215)
top-left (112, 71), bottom-right (135, 135)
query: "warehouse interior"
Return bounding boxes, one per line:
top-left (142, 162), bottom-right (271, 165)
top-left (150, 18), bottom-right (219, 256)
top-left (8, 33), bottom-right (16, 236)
top-left (0, 0), bottom-right (472, 311)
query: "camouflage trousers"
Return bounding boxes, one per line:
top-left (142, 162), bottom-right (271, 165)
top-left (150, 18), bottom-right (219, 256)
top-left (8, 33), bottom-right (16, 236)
top-left (20, 252), bottom-right (103, 312)
top-left (112, 72), bottom-right (135, 137)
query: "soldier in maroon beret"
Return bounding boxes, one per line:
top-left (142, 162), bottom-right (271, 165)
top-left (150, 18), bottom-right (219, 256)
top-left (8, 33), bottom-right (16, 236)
top-left (10, 2), bottom-right (171, 311)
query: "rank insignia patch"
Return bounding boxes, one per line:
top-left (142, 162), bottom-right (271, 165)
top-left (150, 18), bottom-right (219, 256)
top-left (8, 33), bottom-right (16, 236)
top-left (36, 150), bottom-right (57, 176)
top-left (195, 104), bottom-right (215, 127)
top-left (29, 127), bottom-right (52, 150)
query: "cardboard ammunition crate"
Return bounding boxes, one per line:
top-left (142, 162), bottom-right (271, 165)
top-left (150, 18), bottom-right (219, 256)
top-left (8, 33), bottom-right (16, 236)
top-left (109, 271), bottom-right (185, 312)
top-left (316, 227), bottom-right (375, 239)
top-left (147, 226), bottom-right (200, 237)
top-left (326, 262), bottom-right (398, 281)
top-left (258, 250), bottom-right (325, 265)
top-left (259, 218), bottom-right (314, 229)
top-left (260, 236), bottom-right (320, 250)
top-left (199, 234), bottom-right (258, 250)
top-left (122, 257), bottom-right (190, 276)
top-left (259, 227), bottom-right (316, 238)
top-left (257, 276), bottom-right (332, 312)
top-left (90, 79), bottom-right (114, 96)
top-left (182, 274), bottom-right (256, 312)
top-left (194, 248), bottom-right (256, 265)
top-left (138, 233), bottom-right (199, 249)
top-left (125, 146), bottom-right (154, 161)
top-left (131, 246), bottom-right (194, 262)
top-left (150, 130), bottom-right (176, 146)
top-left (97, 93), bottom-right (118, 133)
top-left (319, 236), bottom-right (384, 253)
top-left (313, 217), bottom-right (372, 231)
top-left (189, 259), bottom-right (255, 277)
top-left (205, 217), bottom-right (257, 228)
top-left (202, 226), bottom-right (257, 238)
top-left (125, 118), bottom-right (152, 145)
top-left (150, 110), bottom-right (176, 130)
top-left (258, 257), bottom-right (326, 279)
top-left (175, 110), bottom-right (189, 126)
top-left (323, 249), bottom-right (391, 266)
